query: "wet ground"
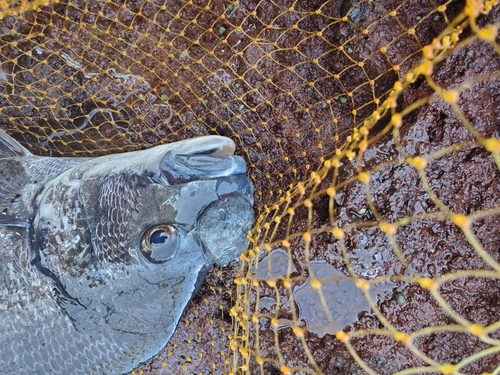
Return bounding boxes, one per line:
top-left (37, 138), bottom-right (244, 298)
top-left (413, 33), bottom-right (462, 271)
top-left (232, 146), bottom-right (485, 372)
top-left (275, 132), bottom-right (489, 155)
top-left (245, 34), bottom-right (500, 372)
top-left (0, 0), bottom-right (499, 374)
top-left (0, 0), bottom-right (462, 203)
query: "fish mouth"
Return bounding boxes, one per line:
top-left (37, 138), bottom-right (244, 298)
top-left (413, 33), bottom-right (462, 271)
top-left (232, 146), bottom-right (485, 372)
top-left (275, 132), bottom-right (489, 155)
top-left (159, 135), bottom-right (255, 265)
top-left (159, 136), bottom-right (247, 185)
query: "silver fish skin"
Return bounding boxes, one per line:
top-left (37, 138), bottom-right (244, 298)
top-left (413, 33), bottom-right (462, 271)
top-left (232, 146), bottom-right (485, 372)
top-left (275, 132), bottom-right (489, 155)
top-left (0, 129), bottom-right (254, 374)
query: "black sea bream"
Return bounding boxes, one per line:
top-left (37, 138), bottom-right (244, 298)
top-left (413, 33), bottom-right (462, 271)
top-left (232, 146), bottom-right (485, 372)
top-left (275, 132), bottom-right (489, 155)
top-left (0, 129), bottom-right (254, 374)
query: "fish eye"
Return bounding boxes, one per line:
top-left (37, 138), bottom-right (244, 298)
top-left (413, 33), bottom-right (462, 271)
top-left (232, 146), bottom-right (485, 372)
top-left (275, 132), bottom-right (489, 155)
top-left (141, 225), bottom-right (179, 263)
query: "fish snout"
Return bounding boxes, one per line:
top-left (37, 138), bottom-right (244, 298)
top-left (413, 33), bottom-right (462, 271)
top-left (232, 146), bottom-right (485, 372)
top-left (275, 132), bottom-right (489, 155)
top-left (159, 136), bottom-right (246, 184)
top-left (196, 190), bottom-right (254, 267)
top-left (159, 135), bottom-right (255, 266)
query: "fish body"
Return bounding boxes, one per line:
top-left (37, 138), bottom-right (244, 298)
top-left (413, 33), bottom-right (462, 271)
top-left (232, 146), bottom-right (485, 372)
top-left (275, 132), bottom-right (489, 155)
top-left (0, 130), bottom-right (254, 374)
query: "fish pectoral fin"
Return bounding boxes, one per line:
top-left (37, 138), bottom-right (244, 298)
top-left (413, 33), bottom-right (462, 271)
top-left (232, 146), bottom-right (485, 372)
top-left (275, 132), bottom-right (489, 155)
top-left (0, 129), bottom-right (32, 158)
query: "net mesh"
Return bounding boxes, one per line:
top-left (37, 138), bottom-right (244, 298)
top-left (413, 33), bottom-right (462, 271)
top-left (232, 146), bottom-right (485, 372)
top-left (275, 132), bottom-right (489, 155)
top-left (0, 0), bottom-right (499, 373)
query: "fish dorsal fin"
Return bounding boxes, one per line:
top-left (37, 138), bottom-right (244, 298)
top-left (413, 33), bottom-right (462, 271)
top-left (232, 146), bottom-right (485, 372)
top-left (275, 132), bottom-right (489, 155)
top-left (0, 159), bottom-right (30, 227)
top-left (0, 129), bottom-right (31, 226)
top-left (0, 129), bottom-right (32, 158)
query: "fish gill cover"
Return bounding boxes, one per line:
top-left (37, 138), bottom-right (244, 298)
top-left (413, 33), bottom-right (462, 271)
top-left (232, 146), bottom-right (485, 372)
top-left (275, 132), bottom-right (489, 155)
top-left (0, 0), bottom-right (499, 374)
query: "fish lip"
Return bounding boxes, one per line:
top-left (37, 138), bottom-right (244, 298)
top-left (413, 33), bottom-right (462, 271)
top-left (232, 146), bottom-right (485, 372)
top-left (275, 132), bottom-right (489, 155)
top-left (215, 174), bottom-right (254, 205)
top-left (159, 136), bottom-right (248, 185)
top-left (166, 135), bottom-right (236, 157)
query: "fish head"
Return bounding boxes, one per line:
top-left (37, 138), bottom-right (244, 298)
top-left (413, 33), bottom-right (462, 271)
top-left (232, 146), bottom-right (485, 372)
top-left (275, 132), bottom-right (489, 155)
top-left (32, 135), bottom-right (254, 366)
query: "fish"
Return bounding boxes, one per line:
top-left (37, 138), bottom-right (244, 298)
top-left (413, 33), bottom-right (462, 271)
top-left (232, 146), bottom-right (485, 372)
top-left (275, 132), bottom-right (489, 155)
top-left (0, 129), bottom-right (254, 374)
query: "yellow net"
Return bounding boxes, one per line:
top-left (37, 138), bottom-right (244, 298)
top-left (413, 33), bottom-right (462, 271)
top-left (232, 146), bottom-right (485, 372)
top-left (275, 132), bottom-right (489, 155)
top-left (1, 0), bottom-right (500, 373)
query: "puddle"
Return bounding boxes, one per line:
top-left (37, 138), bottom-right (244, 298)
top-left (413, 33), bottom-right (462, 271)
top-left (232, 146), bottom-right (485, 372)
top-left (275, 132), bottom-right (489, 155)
top-left (255, 256), bottom-right (393, 337)
top-left (293, 262), bottom-right (393, 337)
top-left (255, 248), bottom-right (297, 280)
top-left (257, 296), bottom-right (294, 330)
top-left (254, 248), bottom-right (393, 337)
top-left (258, 296), bottom-right (276, 312)
top-left (47, 108), bottom-right (116, 140)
